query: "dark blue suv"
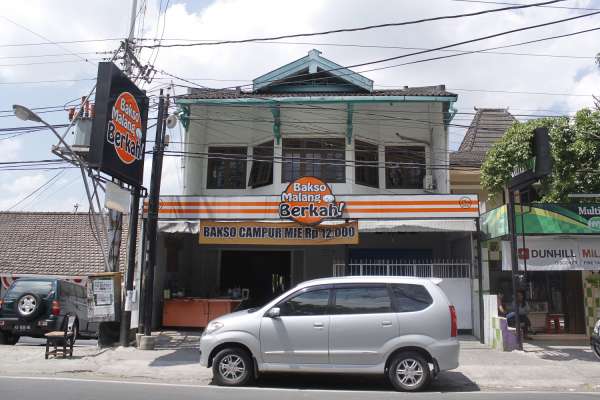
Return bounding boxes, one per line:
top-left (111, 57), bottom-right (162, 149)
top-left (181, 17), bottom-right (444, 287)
top-left (0, 278), bottom-right (97, 345)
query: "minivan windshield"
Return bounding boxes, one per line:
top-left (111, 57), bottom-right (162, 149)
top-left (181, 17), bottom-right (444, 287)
top-left (6, 280), bottom-right (54, 298)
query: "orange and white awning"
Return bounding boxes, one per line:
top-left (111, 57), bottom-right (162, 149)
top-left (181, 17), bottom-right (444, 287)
top-left (145, 194), bottom-right (479, 221)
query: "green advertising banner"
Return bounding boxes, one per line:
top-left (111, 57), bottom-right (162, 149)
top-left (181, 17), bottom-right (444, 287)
top-left (481, 203), bottom-right (600, 239)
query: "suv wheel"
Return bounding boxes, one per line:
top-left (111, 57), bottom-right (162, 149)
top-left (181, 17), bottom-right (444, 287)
top-left (16, 292), bottom-right (42, 320)
top-left (387, 351), bottom-right (431, 392)
top-left (212, 348), bottom-right (253, 386)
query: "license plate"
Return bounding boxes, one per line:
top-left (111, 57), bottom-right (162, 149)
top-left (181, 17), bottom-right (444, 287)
top-left (15, 324), bottom-right (31, 332)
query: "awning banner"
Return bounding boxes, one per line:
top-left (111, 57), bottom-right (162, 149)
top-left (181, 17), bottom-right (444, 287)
top-left (199, 220), bottom-right (359, 245)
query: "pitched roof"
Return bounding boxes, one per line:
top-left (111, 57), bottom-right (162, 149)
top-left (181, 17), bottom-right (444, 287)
top-left (451, 108), bottom-right (516, 167)
top-left (253, 49), bottom-right (373, 93)
top-left (0, 212), bottom-right (132, 276)
top-left (180, 85), bottom-right (456, 100)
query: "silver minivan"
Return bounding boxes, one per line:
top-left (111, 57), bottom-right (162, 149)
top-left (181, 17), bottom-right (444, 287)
top-left (199, 276), bottom-right (459, 391)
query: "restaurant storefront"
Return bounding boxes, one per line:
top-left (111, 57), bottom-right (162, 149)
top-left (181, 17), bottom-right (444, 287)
top-left (144, 179), bottom-right (481, 333)
top-left (481, 203), bottom-right (600, 336)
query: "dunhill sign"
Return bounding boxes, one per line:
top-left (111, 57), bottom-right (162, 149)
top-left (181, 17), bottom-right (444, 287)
top-left (503, 236), bottom-right (600, 271)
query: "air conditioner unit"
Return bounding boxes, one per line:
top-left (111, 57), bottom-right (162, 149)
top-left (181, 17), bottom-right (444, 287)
top-left (423, 174), bottom-right (435, 191)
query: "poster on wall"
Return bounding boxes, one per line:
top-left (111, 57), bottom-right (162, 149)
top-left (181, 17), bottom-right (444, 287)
top-left (502, 236), bottom-right (600, 271)
top-left (87, 274), bottom-right (121, 322)
top-left (199, 220), bottom-right (359, 245)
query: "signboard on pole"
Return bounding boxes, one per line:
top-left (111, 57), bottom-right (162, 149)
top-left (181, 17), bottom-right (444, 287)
top-left (89, 62), bottom-right (149, 187)
top-left (199, 220), bottom-right (359, 245)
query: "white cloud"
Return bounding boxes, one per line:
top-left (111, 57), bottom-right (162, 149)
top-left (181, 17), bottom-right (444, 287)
top-left (0, 138), bottom-right (23, 162)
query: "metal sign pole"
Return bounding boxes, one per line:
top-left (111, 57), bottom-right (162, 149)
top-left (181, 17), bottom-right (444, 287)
top-left (507, 189), bottom-right (523, 350)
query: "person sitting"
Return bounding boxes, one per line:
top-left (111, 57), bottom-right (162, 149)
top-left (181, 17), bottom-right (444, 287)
top-left (506, 290), bottom-right (532, 340)
top-left (497, 293), bottom-right (507, 317)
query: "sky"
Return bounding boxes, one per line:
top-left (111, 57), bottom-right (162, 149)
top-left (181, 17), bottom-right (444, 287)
top-left (0, 0), bottom-right (598, 212)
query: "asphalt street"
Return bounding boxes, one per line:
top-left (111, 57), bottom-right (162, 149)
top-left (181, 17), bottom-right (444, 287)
top-left (1, 376), bottom-right (599, 400)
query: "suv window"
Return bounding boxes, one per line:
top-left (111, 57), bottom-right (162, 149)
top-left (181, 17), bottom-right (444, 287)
top-left (278, 289), bottom-right (330, 316)
top-left (390, 284), bottom-right (433, 312)
top-left (6, 280), bottom-right (54, 299)
top-left (59, 282), bottom-right (73, 298)
top-left (333, 285), bottom-right (392, 315)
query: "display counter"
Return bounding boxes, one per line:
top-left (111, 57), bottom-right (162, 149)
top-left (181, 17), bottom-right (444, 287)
top-left (162, 298), bottom-right (242, 328)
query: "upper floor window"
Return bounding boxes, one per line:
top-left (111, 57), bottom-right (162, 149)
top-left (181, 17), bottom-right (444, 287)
top-left (385, 146), bottom-right (426, 189)
top-left (355, 140), bottom-right (379, 188)
top-left (282, 138), bottom-right (345, 183)
top-left (248, 141), bottom-right (274, 188)
top-left (207, 146), bottom-right (247, 189)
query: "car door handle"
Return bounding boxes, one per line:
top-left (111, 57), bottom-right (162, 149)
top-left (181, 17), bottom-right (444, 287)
top-left (313, 322), bottom-right (324, 329)
top-left (381, 321), bottom-right (393, 327)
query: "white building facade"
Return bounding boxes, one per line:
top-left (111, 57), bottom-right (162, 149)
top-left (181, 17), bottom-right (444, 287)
top-left (147, 50), bottom-right (482, 335)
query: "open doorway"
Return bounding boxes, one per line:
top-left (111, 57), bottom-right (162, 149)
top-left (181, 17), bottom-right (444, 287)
top-left (220, 250), bottom-right (291, 309)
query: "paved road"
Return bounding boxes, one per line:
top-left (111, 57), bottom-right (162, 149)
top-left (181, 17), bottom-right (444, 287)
top-left (1, 376), bottom-right (599, 400)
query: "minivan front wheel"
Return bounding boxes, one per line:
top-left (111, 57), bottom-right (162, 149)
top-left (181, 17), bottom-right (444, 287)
top-left (212, 348), bottom-right (253, 386)
top-left (387, 351), bottom-right (431, 392)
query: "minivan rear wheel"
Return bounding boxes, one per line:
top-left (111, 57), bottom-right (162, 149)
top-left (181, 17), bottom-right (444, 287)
top-left (387, 351), bottom-right (431, 392)
top-left (212, 347), bottom-right (253, 386)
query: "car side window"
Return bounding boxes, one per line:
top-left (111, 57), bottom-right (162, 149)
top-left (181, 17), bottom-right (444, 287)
top-left (333, 285), bottom-right (392, 315)
top-left (278, 289), bottom-right (330, 316)
top-left (390, 284), bottom-right (433, 312)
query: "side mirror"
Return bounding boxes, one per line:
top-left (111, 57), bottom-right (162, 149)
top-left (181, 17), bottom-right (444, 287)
top-left (266, 307), bottom-right (280, 318)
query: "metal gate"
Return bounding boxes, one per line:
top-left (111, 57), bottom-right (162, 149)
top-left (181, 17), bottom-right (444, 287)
top-left (333, 259), bottom-right (473, 330)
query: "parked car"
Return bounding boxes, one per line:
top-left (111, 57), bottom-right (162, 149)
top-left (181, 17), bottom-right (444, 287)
top-left (0, 277), bottom-right (96, 344)
top-left (199, 276), bottom-right (459, 392)
top-left (592, 318), bottom-right (600, 360)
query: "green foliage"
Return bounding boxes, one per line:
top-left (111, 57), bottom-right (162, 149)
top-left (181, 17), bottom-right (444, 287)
top-left (481, 108), bottom-right (600, 202)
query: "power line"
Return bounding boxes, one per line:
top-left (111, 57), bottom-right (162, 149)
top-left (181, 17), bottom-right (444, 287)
top-left (163, 22), bottom-right (600, 93)
top-left (0, 38), bottom-right (123, 48)
top-left (0, 77), bottom-right (96, 85)
top-left (450, 0), bottom-right (600, 11)
top-left (5, 170), bottom-right (65, 211)
top-left (143, 38), bottom-right (595, 60)
top-left (138, 0), bottom-right (567, 49)
top-left (0, 16), bottom-right (97, 66)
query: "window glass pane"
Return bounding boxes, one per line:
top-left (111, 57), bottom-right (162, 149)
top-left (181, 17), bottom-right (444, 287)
top-left (333, 286), bottom-right (392, 314)
top-left (390, 284), bottom-right (433, 312)
top-left (282, 138), bottom-right (345, 183)
top-left (355, 140), bottom-right (379, 188)
top-left (385, 146), bottom-right (426, 189)
top-left (279, 289), bottom-right (330, 316)
top-left (7, 280), bottom-right (54, 299)
top-left (248, 141), bottom-right (273, 188)
top-left (207, 147), bottom-right (247, 189)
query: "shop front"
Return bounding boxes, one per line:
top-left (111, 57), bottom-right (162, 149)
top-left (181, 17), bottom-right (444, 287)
top-left (145, 178), bottom-right (480, 333)
top-left (481, 203), bottom-right (600, 336)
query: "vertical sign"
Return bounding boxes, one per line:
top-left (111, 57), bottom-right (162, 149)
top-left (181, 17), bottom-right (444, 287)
top-left (89, 62), bottom-right (149, 187)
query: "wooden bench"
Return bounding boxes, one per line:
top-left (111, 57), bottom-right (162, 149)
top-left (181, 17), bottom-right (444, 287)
top-left (44, 315), bottom-right (76, 359)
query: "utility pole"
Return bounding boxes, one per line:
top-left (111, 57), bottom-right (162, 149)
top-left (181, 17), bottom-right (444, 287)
top-left (116, 0), bottom-right (140, 346)
top-left (143, 90), bottom-right (168, 340)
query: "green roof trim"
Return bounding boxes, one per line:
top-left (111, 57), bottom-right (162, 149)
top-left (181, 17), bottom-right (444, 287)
top-left (176, 95), bottom-right (457, 106)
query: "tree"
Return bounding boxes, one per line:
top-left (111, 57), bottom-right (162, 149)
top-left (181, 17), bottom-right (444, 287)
top-left (481, 108), bottom-right (600, 202)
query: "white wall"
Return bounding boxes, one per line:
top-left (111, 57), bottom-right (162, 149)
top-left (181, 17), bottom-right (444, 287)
top-left (181, 102), bottom-right (451, 196)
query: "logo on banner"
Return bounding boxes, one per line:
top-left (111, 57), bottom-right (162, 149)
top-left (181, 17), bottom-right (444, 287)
top-left (106, 92), bottom-right (143, 165)
top-left (279, 177), bottom-right (345, 225)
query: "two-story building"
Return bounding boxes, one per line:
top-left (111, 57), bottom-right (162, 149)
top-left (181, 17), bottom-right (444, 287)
top-left (146, 50), bottom-right (481, 334)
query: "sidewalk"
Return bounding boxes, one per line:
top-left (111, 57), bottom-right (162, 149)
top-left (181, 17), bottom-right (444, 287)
top-left (0, 334), bottom-right (598, 392)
